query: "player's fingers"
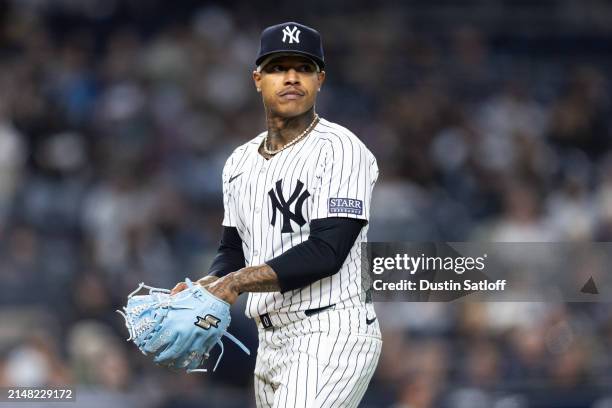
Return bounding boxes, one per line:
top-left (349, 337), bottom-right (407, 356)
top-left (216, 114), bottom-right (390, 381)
top-left (170, 282), bottom-right (187, 295)
top-left (197, 276), bottom-right (219, 287)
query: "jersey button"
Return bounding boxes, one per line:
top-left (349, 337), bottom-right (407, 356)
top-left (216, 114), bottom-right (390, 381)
top-left (255, 207), bottom-right (261, 213)
top-left (253, 250), bottom-right (259, 257)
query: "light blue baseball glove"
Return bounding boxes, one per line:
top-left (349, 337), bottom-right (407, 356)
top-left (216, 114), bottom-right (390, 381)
top-left (117, 278), bottom-right (249, 373)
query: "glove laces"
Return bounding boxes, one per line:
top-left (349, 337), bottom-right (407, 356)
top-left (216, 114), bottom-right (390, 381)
top-left (186, 331), bottom-right (251, 373)
top-left (116, 283), bottom-right (191, 342)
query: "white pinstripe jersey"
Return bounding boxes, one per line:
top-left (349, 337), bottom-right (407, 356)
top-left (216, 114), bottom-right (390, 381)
top-left (221, 118), bottom-right (379, 319)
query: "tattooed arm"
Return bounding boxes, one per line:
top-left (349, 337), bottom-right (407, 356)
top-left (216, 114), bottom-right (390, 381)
top-left (192, 218), bottom-right (365, 304)
top-left (204, 264), bottom-right (280, 304)
top-left (169, 265), bottom-right (278, 303)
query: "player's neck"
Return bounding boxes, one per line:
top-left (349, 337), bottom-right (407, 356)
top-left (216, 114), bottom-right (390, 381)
top-left (265, 108), bottom-right (316, 150)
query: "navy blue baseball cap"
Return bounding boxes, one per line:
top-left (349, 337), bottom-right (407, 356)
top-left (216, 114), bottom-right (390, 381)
top-left (255, 22), bottom-right (325, 70)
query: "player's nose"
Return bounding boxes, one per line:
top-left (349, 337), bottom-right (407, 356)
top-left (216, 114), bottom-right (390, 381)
top-left (284, 68), bottom-right (300, 85)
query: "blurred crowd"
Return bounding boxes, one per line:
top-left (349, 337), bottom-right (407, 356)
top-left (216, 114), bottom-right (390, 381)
top-left (1, 0), bottom-right (612, 407)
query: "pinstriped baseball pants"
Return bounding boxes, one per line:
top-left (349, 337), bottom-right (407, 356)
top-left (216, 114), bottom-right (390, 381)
top-left (254, 304), bottom-right (382, 408)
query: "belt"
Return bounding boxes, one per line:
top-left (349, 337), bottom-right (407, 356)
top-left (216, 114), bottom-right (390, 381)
top-left (257, 304), bottom-right (336, 330)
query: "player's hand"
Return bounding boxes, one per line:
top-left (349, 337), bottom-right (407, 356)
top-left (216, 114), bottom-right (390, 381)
top-left (205, 274), bottom-right (240, 305)
top-left (170, 276), bottom-right (219, 295)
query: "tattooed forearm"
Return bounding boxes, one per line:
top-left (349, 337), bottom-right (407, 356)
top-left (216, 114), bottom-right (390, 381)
top-left (229, 264), bottom-right (280, 293)
top-left (204, 264), bottom-right (280, 304)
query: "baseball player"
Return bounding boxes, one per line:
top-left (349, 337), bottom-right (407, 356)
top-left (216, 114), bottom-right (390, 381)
top-left (171, 22), bottom-right (381, 407)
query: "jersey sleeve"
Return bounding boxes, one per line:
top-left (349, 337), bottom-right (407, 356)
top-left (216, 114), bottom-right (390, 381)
top-left (221, 156), bottom-right (238, 227)
top-left (311, 138), bottom-right (379, 222)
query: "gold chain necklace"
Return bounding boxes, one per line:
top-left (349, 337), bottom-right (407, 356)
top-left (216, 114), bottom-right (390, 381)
top-left (263, 114), bottom-right (320, 156)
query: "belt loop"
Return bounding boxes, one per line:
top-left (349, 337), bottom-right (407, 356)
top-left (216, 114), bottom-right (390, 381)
top-left (260, 313), bottom-right (273, 330)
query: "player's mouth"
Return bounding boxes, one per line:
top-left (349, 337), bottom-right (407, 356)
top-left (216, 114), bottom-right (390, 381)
top-left (278, 88), bottom-right (305, 100)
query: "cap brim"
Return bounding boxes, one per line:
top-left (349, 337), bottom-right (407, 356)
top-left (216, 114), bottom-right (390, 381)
top-left (255, 50), bottom-right (325, 70)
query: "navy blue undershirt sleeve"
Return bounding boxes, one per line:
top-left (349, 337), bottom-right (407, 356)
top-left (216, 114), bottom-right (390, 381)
top-left (266, 218), bottom-right (366, 293)
top-left (208, 226), bottom-right (246, 277)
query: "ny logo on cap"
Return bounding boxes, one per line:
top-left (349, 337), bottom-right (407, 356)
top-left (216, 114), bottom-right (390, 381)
top-left (282, 26), bottom-right (301, 44)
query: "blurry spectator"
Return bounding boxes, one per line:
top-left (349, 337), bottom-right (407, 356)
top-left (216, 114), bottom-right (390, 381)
top-left (0, 100), bottom-right (25, 225)
top-left (547, 66), bottom-right (610, 159)
top-left (1, 332), bottom-right (71, 387)
top-left (484, 181), bottom-right (556, 242)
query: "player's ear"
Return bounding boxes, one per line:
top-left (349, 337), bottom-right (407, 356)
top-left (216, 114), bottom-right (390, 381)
top-left (253, 71), bottom-right (262, 93)
top-left (317, 70), bottom-right (326, 91)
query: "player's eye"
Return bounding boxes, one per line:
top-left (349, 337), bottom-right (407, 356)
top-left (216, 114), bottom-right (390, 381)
top-left (268, 65), bottom-right (285, 73)
top-left (297, 64), bottom-right (315, 73)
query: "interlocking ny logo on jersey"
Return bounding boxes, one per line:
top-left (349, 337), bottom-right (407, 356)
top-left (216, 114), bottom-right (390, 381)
top-left (282, 26), bottom-right (301, 44)
top-left (269, 179), bottom-right (310, 233)
top-left (194, 314), bottom-right (220, 330)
